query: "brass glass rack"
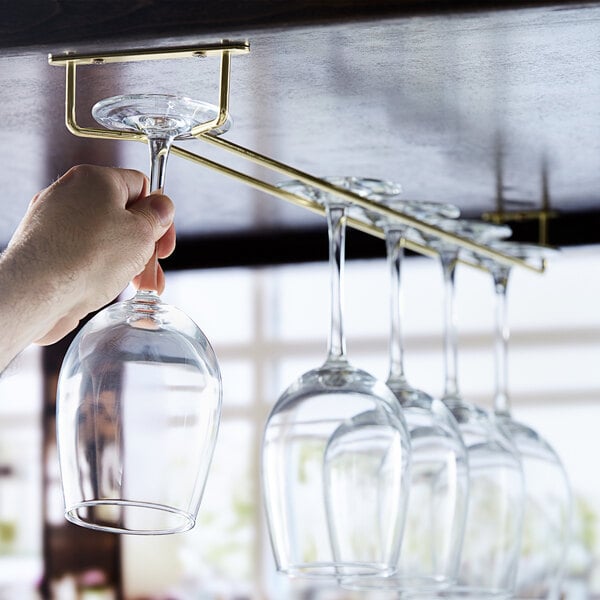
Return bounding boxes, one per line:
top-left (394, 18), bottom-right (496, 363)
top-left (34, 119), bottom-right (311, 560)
top-left (48, 42), bottom-right (544, 273)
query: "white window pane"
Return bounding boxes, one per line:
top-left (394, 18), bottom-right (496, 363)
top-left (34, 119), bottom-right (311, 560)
top-left (0, 345), bottom-right (43, 589)
top-left (221, 359), bottom-right (255, 408)
top-left (507, 342), bottom-right (600, 399)
top-left (351, 349), bottom-right (390, 384)
top-left (402, 256), bottom-right (447, 337)
top-left (270, 355), bottom-right (321, 399)
top-left (0, 346), bottom-right (42, 417)
top-left (507, 246), bottom-right (600, 330)
top-left (266, 263), bottom-right (329, 341)
top-left (163, 269), bottom-right (254, 345)
top-left (343, 259), bottom-right (389, 339)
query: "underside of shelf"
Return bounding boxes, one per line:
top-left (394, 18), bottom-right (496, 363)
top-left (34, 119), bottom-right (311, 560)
top-left (0, 0), bottom-right (599, 268)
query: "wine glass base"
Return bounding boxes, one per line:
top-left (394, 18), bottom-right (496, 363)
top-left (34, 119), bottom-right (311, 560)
top-left (92, 93), bottom-right (232, 138)
top-left (416, 586), bottom-right (512, 599)
top-left (340, 573), bottom-right (453, 593)
top-left (65, 499), bottom-right (195, 535)
top-left (280, 561), bottom-right (395, 580)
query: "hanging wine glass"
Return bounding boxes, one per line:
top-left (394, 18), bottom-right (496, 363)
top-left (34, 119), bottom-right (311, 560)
top-left (341, 199), bottom-right (469, 594)
top-left (56, 94), bottom-right (227, 534)
top-left (261, 177), bottom-right (411, 579)
top-left (421, 219), bottom-right (526, 599)
top-left (475, 240), bottom-right (572, 599)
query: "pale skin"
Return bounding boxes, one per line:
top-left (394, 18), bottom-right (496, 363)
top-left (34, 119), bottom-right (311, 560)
top-left (0, 164), bottom-right (176, 373)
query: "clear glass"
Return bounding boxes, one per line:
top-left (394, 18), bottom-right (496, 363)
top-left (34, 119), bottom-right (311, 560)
top-left (261, 177), bottom-right (411, 579)
top-left (479, 241), bottom-right (573, 599)
top-left (342, 199), bottom-right (469, 594)
top-left (56, 94), bottom-right (225, 534)
top-left (422, 220), bottom-right (526, 599)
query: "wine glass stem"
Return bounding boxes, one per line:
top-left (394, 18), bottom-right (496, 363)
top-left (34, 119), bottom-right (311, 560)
top-left (138, 135), bottom-right (174, 293)
top-left (386, 228), bottom-right (408, 386)
top-left (493, 266), bottom-right (512, 417)
top-left (148, 136), bottom-right (173, 192)
top-left (326, 204), bottom-right (347, 364)
top-left (440, 249), bottom-right (460, 400)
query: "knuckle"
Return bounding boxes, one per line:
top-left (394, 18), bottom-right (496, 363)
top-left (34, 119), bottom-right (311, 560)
top-left (62, 164), bottom-right (99, 182)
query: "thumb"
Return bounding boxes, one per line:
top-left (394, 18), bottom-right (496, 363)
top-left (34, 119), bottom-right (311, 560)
top-left (128, 192), bottom-right (175, 240)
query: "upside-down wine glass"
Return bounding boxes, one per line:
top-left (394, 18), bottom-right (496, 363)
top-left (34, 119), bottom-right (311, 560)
top-left (478, 240), bottom-right (572, 599)
top-left (425, 219), bottom-right (526, 599)
top-left (342, 198), bottom-right (469, 594)
top-left (56, 94), bottom-right (227, 534)
top-left (261, 177), bottom-right (411, 579)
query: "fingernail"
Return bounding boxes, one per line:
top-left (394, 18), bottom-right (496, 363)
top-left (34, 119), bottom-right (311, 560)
top-left (150, 195), bottom-right (173, 227)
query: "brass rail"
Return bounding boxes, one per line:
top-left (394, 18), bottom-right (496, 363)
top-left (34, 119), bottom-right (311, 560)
top-left (48, 43), bottom-right (545, 273)
top-left (47, 42), bottom-right (250, 65)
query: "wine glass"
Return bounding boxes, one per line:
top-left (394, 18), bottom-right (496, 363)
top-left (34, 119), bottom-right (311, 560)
top-left (341, 199), bottom-right (469, 594)
top-left (261, 177), bottom-right (411, 579)
top-left (423, 219), bottom-right (526, 599)
top-left (476, 240), bottom-right (572, 599)
top-left (56, 94), bottom-right (228, 534)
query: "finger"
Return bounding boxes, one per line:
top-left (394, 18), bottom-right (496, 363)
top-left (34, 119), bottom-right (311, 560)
top-left (57, 165), bottom-right (149, 209)
top-left (131, 264), bottom-right (166, 294)
top-left (137, 248), bottom-right (159, 292)
top-left (156, 223), bottom-right (176, 259)
top-left (156, 264), bottom-right (166, 295)
top-left (122, 170), bottom-right (150, 207)
top-left (28, 191), bottom-right (43, 207)
top-left (34, 314), bottom-right (81, 346)
top-left (128, 192), bottom-right (175, 239)
top-left (113, 168), bottom-right (150, 207)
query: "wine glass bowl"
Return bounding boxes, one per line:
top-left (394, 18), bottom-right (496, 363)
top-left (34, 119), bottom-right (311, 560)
top-left (439, 400), bottom-right (524, 598)
top-left (57, 291), bottom-right (222, 534)
top-left (56, 92), bottom-right (224, 535)
top-left (263, 361), bottom-right (408, 578)
top-left (498, 420), bottom-right (571, 598)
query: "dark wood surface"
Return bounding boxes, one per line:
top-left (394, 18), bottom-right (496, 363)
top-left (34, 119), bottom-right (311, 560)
top-left (1, 0), bottom-right (600, 266)
top-left (3, 1), bottom-right (590, 53)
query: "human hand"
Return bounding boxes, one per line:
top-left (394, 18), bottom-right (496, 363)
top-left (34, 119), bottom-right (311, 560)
top-left (0, 164), bottom-right (176, 358)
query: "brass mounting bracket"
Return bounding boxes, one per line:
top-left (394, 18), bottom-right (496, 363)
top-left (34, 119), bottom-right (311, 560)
top-left (482, 204), bottom-right (559, 247)
top-left (482, 153), bottom-right (558, 249)
top-left (48, 41), bottom-right (249, 140)
top-left (48, 43), bottom-right (543, 274)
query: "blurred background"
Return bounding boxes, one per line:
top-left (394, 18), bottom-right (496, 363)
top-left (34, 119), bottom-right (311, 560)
top-left (0, 243), bottom-right (598, 599)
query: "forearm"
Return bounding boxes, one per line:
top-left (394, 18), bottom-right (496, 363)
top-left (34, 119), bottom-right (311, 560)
top-left (0, 247), bottom-right (68, 373)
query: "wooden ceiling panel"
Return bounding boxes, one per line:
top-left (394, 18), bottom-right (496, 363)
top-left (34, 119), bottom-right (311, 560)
top-left (1, 1), bottom-right (600, 263)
